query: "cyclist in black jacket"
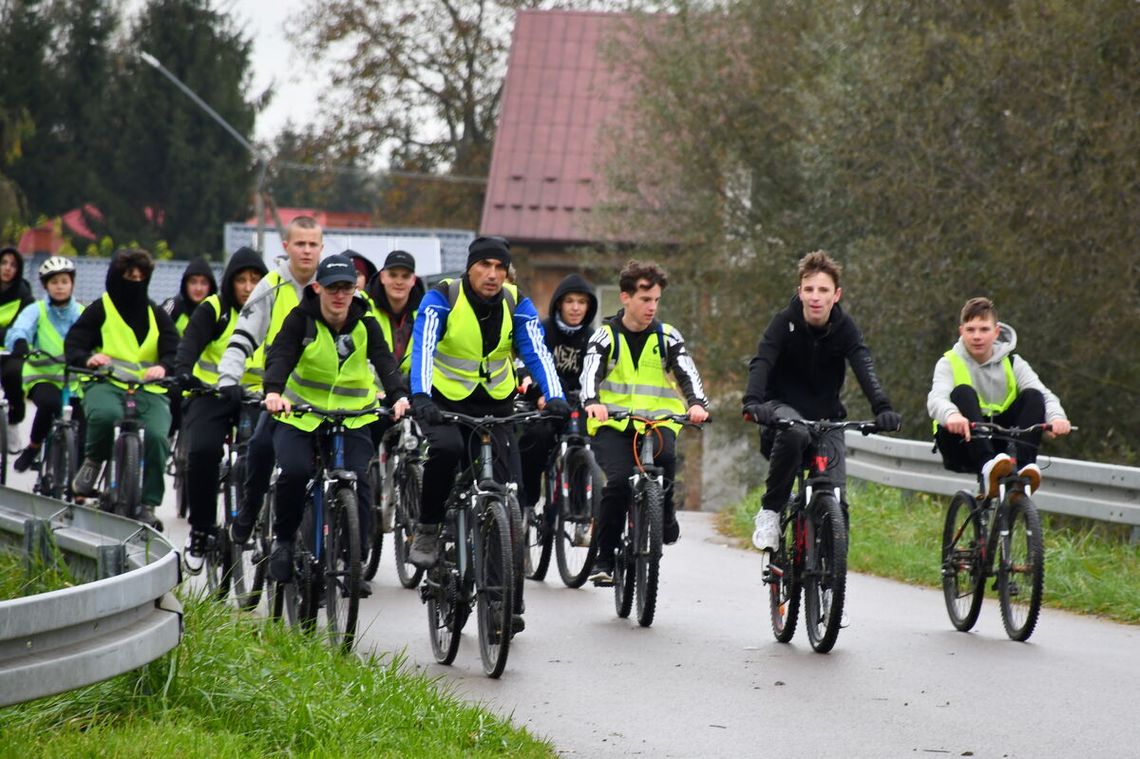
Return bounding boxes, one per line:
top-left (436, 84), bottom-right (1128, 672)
top-left (742, 251), bottom-right (900, 552)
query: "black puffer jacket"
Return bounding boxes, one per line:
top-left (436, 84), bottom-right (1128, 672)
top-left (743, 294), bottom-right (892, 420)
top-left (0, 246), bottom-right (34, 346)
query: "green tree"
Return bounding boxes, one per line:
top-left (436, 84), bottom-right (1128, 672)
top-left (267, 126), bottom-right (378, 213)
top-left (0, 0), bottom-right (53, 224)
top-left (103, 0), bottom-right (261, 257)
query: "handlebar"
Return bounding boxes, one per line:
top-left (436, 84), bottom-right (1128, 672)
top-left (605, 409), bottom-right (710, 427)
top-left (281, 404), bottom-right (396, 423)
top-left (744, 414), bottom-right (881, 436)
top-left (439, 409), bottom-right (551, 428)
top-left (970, 421), bottom-right (1078, 436)
top-left (67, 363), bottom-right (179, 389)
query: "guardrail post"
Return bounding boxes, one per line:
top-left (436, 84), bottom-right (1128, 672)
top-left (98, 544), bottom-right (127, 578)
top-left (22, 519), bottom-right (53, 576)
top-left (1131, 526), bottom-right (1140, 547)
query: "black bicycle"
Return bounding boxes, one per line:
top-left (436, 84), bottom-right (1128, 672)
top-left (267, 405), bottom-right (391, 653)
top-left (605, 410), bottom-right (706, 628)
top-left (365, 415), bottom-right (426, 589)
top-left (72, 365), bottom-right (176, 530)
top-left (26, 352), bottom-right (81, 501)
top-left (521, 398), bottom-right (605, 588)
top-left (420, 408), bottom-right (545, 678)
top-left (941, 422), bottom-right (1069, 642)
top-left (752, 417), bottom-right (881, 653)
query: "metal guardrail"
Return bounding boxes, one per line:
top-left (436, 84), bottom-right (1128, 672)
top-left (0, 485), bottom-right (183, 707)
top-left (845, 432), bottom-right (1140, 533)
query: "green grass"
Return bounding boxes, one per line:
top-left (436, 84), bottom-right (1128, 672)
top-left (720, 480), bottom-right (1140, 625)
top-left (0, 589), bottom-right (555, 757)
top-left (0, 538), bottom-right (77, 600)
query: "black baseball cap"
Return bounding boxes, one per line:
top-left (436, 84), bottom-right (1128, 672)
top-left (382, 250), bottom-right (416, 272)
top-left (315, 254), bottom-right (357, 287)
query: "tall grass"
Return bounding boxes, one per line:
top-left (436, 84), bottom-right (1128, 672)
top-left (0, 589), bottom-right (555, 757)
top-left (720, 480), bottom-right (1140, 624)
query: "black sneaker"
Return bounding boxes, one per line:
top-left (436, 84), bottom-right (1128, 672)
top-left (357, 579), bottom-right (373, 599)
top-left (589, 558), bottom-right (614, 586)
top-left (72, 458), bottom-right (103, 498)
top-left (135, 504), bottom-right (162, 531)
top-left (269, 540), bottom-right (294, 583)
top-left (229, 512), bottom-right (255, 545)
top-left (13, 445), bottom-right (39, 473)
top-left (408, 526), bottom-right (439, 569)
top-left (510, 613), bottom-right (526, 637)
top-left (664, 517), bottom-right (680, 545)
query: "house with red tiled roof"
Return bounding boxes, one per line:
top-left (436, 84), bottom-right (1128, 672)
top-left (18, 204), bottom-right (103, 255)
top-left (481, 9), bottom-right (641, 312)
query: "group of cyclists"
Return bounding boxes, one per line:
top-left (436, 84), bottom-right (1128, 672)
top-left (0, 222), bottom-right (1073, 635)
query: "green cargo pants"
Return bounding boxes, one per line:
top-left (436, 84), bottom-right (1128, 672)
top-left (81, 382), bottom-right (172, 507)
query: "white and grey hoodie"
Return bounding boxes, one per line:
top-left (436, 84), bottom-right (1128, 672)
top-left (927, 322), bottom-right (1065, 425)
top-left (217, 257), bottom-right (314, 387)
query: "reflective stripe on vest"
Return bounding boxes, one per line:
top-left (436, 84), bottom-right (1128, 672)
top-left (0, 298), bottom-right (21, 331)
top-left (431, 282), bottom-right (517, 401)
top-left (98, 293), bottom-right (163, 393)
top-left (587, 323), bottom-right (686, 435)
top-left (192, 295), bottom-right (261, 388)
top-left (278, 316), bottom-right (379, 433)
top-left (22, 301), bottom-right (83, 391)
top-left (248, 271), bottom-right (302, 379)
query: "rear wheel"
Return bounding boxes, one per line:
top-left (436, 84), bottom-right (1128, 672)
top-left (803, 494), bottom-right (848, 653)
top-left (614, 509), bottom-right (636, 619)
top-left (204, 527), bottom-right (233, 602)
top-left (243, 490), bottom-right (273, 612)
top-left (393, 462), bottom-right (425, 589)
top-left (363, 456), bottom-right (383, 580)
top-left (941, 491), bottom-right (985, 632)
top-left (555, 449), bottom-right (601, 588)
top-left (523, 470), bottom-right (554, 581)
top-left (635, 480), bottom-right (663, 628)
top-left (426, 535), bottom-right (462, 665)
top-left (999, 492), bottom-right (1045, 641)
top-left (476, 498), bottom-right (514, 678)
top-left (768, 507), bottom-right (801, 643)
top-left (325, 486), bottom-right (362, 653)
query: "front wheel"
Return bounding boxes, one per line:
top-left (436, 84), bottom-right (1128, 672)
top-left (523, 471), bottom-right (553, 581)
top-left (803, 494), bottom-right (847, 653)
top-left (325, 486), bottom-right (362, 653)
top-left (768, 508), bottom-right (802, 643)
top-left (555, 448), bottom-right (602, 588)
top-left (635, 480), bottom-right (663, 628)
top-left (475, 498), bottom-right (515, 678)
top-left (0, 405), bottom-right (9, 484)
top-left (393, 462), bottom-right (425, 589)
top-left (998, 492), bottom-right (1045, 641)
top-left (113, 433), bottom-right (142, 519)
top-left (941, 491), bottom-right (985, 632)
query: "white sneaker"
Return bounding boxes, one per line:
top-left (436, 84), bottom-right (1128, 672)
top-left (980, 453), bottom-right (1014, 498)
top-left (183, 533), bottom-right (206, 575)
top-left (751, 509), bottom-right (781, 551)
top-left (1018, 463), bottom-right (1042, 493)
top-left (7, 422), bottom-right (20, 454)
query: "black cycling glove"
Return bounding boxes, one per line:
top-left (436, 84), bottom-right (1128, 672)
top-left (875, 409), bottom-right (902, 432)
top-left (544, 397), bottom-right (571, 421)
top-left (743, 402), bottom-right (778, 426)
top-left (412, 394), bottom-right (444, 425)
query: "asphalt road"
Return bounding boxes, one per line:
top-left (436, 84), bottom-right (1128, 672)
top-left (13, 458), bottom-right (1137, 758)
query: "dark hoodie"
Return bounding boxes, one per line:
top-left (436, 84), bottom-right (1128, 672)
top-left (345, 250), bottom-right (378, 285)
top-left (65, 250), bottom-right (180, 373)
top-left (262, 285), bottom-right (408, 402)
top-left (542, 273), bottom-right (598, 393)
top-left (175, 247), bottom-right (268, 376)
top-left (364, 267), bottom-right (426, 365)
top-left (742, 294), bottom-right (892, 420)
top-left (162, 257), bottom-right (218, 330)
top-left (0, 246), bottom-right (35, 344)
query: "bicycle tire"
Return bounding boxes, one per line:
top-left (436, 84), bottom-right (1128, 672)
top-left (508, 490), bottom-right (526, 616)
top-left (523, 471), bottom-right (554, 581)
top-left (635, 479), bottom-right (664, 628)
top-left (60, 426), bottom-right (78, 502)
top-left (224, 454), bottom-right (253, 609)
top-left (803, 494), bottom-right (848, 653)
top-left (476, 497), bottom-right (515, 678)
top-left (115, 433), bottom-right (142, 519)
top-left (296, 499), bottom-right (321, 633)
top-left (614, 513), bottom-right (635, 619)
top-left (0, 408), bottom-right (8, 485)
top-left (243, 490), bottom-right (273, 612)
top-left (998, 492), bottom-right (1045, 641)
top-left (555, 448), bottom-right (602, 588)
top-left (42, 429), bottom-right (64, 499)
top-left (174, 436), bottom-right (189, 519)
top-left (325, 486), bottom-right (362, 653)
top-left (426, 544), bottom-right (463, 665)
top-left (204, 527), bottom-right (233, 602)
top-left (941, 491), bottom-right (985, 632)
top-left (768, 507), bottom-right (801, 643)
top-left (393, 462), bottom-right (425, 589)
top-left (363, 457), bottom-right (384, 580)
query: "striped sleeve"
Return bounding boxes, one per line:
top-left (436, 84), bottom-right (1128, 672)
top-left (578, 325), bottom-right (612, 406)
top-left (665, 326), bottom-right (708, 407)
top-left (513, 298), bottom-right (563, 400)
top-left (409, 288), bottom-right (450, 396)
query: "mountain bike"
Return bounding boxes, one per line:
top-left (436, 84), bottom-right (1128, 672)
top-left (752, 417), bottom-right (880, 653)
top-left (365, 416), bottom-right (426, 589)
top-left (26, 352), bottom-right (81, 501)
top-left (941, 422), bottom-right (1070, 641)
top-left (71, 365), bottom-right (177, 531)
top-left (521, 396), bottom-right (605, 588)
top-left (607, 410), bottom-right (707, 628)
top-left (419, 408), bottom-right (545, 678)
top-left (267, 405), bottom-right (391, 653)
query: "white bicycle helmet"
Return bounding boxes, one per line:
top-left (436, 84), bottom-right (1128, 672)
top-left (38, 255), bottom-right (76, 281)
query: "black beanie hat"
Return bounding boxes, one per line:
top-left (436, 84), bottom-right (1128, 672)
top-left (466, 235), bottom-right (512, 271)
